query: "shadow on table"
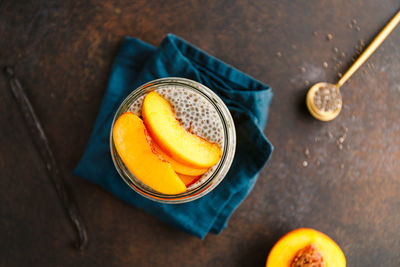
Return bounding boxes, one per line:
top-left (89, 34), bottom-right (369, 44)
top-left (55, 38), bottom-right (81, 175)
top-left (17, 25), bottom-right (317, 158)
top-left (236, 225), bottom-right (293, 267)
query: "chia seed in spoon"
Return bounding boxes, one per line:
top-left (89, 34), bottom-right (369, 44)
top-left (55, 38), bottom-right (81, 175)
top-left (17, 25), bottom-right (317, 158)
top-left (313, 84), bottom-right (341, 112)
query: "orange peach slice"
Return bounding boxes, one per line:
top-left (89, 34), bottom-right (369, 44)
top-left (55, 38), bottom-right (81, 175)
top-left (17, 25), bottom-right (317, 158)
top-left (177, 174), bottom-right (201, 187)
top-left (142, 91), bottom-right (222, 168)
top-left (152, 143), bottom-right (209, 176)
top-left (112, 112), bottom-right (186, 195)
top-left (266, 228), bottom-right (346, 267)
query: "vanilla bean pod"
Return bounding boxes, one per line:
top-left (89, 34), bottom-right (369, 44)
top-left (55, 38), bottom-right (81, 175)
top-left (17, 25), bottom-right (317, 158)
top-left (4, 66), bottom-right (88, 250)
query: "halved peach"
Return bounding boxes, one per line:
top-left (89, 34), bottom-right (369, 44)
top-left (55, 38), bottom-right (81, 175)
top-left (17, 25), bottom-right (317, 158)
top-left (142, 91), bottom-right (222, 168)
top-left (152, 143), bottom-right (209, 176)
top-left (177, 174), bottom-right (201, 187)
top-left (112, 112), bottom-right (186, 195)
top-left (266, 228), bottom-right (346, 267)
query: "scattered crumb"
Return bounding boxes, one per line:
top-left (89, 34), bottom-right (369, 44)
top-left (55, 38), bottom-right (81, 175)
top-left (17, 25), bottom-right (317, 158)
top-left (114, 8), bottom-right (122, 14)
top-left (326, 33), bottom-right (333, 41)
top-left (314, 137), bottom-right (320, 142)
top-left (323, 62), bottom-right (328, 68)
top-left (315, 160), bottom-right (320, 166)
top-left (334, 63), bottom-right (342, 71)
top-left (338, 52), bottom-right (346, 59)
top-left (302, 161), bottom-right (308, 167)
top-left (304, 148), bottom-right (310, 157)
top-left (338, 144), bottom-right (343, 150)
top-left (340, 163), bottom-right (345, 169)
top-left (276, 51), bottom-right (282, 58)
top-left (348, 23), bottom-right (353, 29)
top-left (300, 67), bottom-right (306, 73)
top-left (305, 80), bottom-right (310, 86)
top-left (313, 31), bottom-right (318, 36)
top-left (327, 132), bottom-right (333, 139)
top-left (356, 26), bottom-right (361, 32)
top-left (338, 136), bottom-right (345, 143)
top-left (338, 72), bottom-right (343, 78)
top-left (291, 44), bottom-right (297, 50)
top-left (352, 19), bottom-right (357, 24)
top-left (333, 47), bottom-right (339, 53)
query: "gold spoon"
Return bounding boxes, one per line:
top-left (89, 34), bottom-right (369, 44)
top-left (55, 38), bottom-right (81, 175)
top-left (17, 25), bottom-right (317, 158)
top-left (307, 9), bottom-right (400, 121)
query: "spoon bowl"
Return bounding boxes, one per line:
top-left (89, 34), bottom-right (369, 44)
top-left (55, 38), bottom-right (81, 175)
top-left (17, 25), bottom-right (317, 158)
top-left (306, 82), bottom-right (342, 122)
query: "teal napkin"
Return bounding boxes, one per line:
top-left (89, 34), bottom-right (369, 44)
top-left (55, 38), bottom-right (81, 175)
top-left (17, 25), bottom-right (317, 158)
top-left (74, 34), bottom-right (273, 238)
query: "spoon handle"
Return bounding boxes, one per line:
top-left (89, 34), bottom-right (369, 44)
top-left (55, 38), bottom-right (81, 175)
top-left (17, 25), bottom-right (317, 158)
top-left (337, 9), bottom-right (400, 88)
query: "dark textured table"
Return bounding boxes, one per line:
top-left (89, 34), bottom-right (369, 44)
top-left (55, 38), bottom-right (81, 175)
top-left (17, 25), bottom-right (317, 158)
top-left (1, 1), bottom-right (400, 266)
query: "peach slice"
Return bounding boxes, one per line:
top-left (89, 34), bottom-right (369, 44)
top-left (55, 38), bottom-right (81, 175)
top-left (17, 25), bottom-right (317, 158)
top-left (142, 91), bottom-right (222, 168)
top-left (177, 174), bottom-right (201, 187)
top-left (152, 143), bottom-right (209, 176)
top-left (112, 112), bottom-right (186, 195)
top-left (266, 228), bottom-right (346, 267)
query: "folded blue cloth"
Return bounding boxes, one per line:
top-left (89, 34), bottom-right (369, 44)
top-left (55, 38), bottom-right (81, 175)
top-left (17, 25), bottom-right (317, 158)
top-left (74, 34), bottom-right (273, 238)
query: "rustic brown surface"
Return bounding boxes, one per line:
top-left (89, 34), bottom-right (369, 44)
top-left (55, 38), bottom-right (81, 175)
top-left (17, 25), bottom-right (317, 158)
top-left (1, 1), bottom-right (400, 266)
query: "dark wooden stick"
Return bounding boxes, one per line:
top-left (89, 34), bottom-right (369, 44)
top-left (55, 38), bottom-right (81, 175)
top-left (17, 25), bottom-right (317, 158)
top-left (4, 66), bottom-right (88, 250)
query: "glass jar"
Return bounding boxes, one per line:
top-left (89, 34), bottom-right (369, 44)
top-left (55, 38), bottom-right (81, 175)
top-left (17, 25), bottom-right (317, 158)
top-left (110, 77), bottom-right (236, 204)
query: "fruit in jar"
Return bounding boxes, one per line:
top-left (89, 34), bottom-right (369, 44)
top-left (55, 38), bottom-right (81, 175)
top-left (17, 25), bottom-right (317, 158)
top-left (152, 143), bottom-right (209, 176)
top-left (142, 91), bottom-right (222, 168)
top-left (177, 173), bottom-right (201, 187)
top-left (112, 112), bottom-right (186, 194)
